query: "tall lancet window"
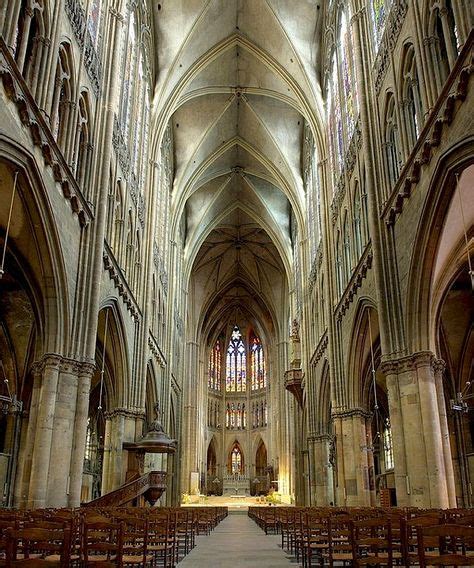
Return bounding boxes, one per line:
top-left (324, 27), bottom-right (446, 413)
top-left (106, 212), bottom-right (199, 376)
top-left (251, 335), bottom-right (266, 391)
top-left (340, 11), bottom-right (358, 140)
top-left (370, 0), bottom-right (392, 52)
top-left (208, 340), bottom-right (221, 391)
top-left (328, 57), bottom-right (343, 187)
top-left (226, 326), bottom-right (246, 392)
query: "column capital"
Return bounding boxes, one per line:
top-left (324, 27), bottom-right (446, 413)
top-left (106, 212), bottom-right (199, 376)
top-left (381, 350), bottom-right (437, 375)
top-left (104, 407), bottom-right (145, 420)
top-left (332, 407), bottom-right (371, 420)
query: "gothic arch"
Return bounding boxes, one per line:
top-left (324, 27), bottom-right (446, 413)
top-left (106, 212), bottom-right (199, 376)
top-left (0, 140), bottom-right (70, 354)
top-left (347, 299), bottom-right (380, 409)
top-left (406, 137), bottom-right (474, 353)
top-left (94, 300), bottom-right (130, 410)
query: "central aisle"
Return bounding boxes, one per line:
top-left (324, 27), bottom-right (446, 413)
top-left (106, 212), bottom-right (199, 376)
top-left (178, 512), bottom-right (295, 567)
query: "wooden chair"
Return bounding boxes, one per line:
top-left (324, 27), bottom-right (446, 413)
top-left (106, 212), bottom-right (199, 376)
top-left (351, 516), bottom-right (393, 567)
top-left (401, 512), bottom-right (441, 566)
top-left (417, 524), bottom-right (474, 567)
top-left (147, 514), bottom-right (175, 568)
top-left (120, 517), bottom-right (153, 566)
top-left (82, 520), bottom-right (122, 566)
top-left (303, 510), bottom-right (329, 568)
top-left (5, 526), bottom-right (72, 567)
top-left (323, 514), bottom-right (354, 567)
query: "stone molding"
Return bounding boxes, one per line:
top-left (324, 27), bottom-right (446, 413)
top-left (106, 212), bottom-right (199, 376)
top-left (310, 330), bottom-right (328, 367)
top-left (335, 244), bottom-right (373, 320)
top-left (148, 335), bottom-right (166, 368)
top-left (103, 241), bottom-right (141, 321)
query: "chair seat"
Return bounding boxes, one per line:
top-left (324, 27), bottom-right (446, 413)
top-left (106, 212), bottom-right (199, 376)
top-left (121, 553), bottom-right (154, 563)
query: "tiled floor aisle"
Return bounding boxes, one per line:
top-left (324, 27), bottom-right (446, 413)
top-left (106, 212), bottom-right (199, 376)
top-left (178, 512), bottom-right (296, 567)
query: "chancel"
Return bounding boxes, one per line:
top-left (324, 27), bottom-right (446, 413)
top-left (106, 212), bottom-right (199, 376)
top-left (0, 0), bottom-right (473, 565)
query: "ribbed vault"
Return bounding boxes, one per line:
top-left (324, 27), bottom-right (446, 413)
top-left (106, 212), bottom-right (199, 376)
top-left (151, 0), bottom-right (324, 341)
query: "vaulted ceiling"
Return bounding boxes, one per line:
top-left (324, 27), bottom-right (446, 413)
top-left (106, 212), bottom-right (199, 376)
top-left (152, 0), bottom-right (325, 341)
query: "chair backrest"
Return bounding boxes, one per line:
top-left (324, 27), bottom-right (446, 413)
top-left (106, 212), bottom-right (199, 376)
top-left (82, 520), bottom-right (123, 564)
top-left (417, 523), bottom-right (474, 567)
top-left (6, 526), bottom-right (71, 567)
top-left (351, 516), bottom-right (393, 566)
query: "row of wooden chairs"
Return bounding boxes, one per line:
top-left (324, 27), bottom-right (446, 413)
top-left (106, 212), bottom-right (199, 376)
top-left (0, 505), bottom-right (228, 566)
top-left (249, 506), bottom-right (474, 567)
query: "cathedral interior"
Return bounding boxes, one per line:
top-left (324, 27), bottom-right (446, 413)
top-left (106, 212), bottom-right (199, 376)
top-left (0, 0), bottom-right (473, 519)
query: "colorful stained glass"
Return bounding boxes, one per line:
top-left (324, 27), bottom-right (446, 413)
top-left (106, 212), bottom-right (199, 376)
top-left (340, 12), bottom-right (359, 140)
top-left (120, 11), bottom-right (137, 139)
top-left (231, 446), bottom-right (242, 474)
top-left (328, 57), bottom-right (343, 188)
top-left (226, 326), bottom-right (246, 392)
top-left (208, 340), bottom-right (221, 390)
top-left (251, 336), bottom-right (266, 390)
top-left (370, 0), bottom-right (391, 52)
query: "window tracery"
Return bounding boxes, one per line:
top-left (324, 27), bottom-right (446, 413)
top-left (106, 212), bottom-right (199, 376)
top-left (231, 445), bottom-right (243, 474)
top-left (251, 335), bottom-right (266, 391)
top-left (226, 326), bottom-right (246, 392)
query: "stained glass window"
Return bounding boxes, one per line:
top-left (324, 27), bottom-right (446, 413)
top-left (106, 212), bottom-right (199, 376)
top-left (370, 0), bottom-right (391, 52)
top-left (119, 10), bottom-right (137, 139)
top-left (251, 336), bottom-right (266, 390)
top-left (231, 446), bottom-right (242, 474)
top-left (340, 12), bottom-right (358, 140)
top-left (208, 340), bottom-right (221, 390)
top-left (369, 0), bottom-right (392, 53)
top-left (88, 0), bottom-right (103, 50)
top-left (328, 57), bottom-right (343, 188)
top-left (226, 402), bottom-right (247, 429)
top-left (383, 419), bottom-right (394, 470)
top-left (226, 326), bottom-right (246, 392)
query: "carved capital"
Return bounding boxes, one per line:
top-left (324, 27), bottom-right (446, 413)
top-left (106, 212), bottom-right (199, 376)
top-left (381, 351), bottom-right (437, 375)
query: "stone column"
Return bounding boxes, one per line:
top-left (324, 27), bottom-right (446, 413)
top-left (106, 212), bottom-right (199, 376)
top-left (382, 352), bottom-right (452, 508)
top-left (181, 340), bottom-right (199, 493)
top-left (46, 359), bottom-right (81, 507)
top-left (433, 359), bottom-right (456, 507)
top-left (101, 410), bottom-right (126, 494)
top-left (14, 366), bottom-right (41, 507)
top-left (333, 409), bottom-right (372, 507)
top-left (28, 355), bottom-right (61, 508)
top-left (308, 434), bottom-right (334, 506)
top-left (68, 362), bottom-right (95, 507)
top-left (15, 6), bottom-right (33, 72)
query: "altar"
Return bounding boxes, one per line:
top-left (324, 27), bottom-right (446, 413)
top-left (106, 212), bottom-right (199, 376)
top-left (223, 474), bottom-right (250, 496)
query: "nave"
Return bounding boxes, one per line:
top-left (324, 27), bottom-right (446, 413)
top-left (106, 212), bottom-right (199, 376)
top-left (179, 512), bottom-right (293, 568)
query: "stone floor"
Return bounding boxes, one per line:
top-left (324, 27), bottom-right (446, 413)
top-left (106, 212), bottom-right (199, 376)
top-left (178, 512), bottom-right (297, 567)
